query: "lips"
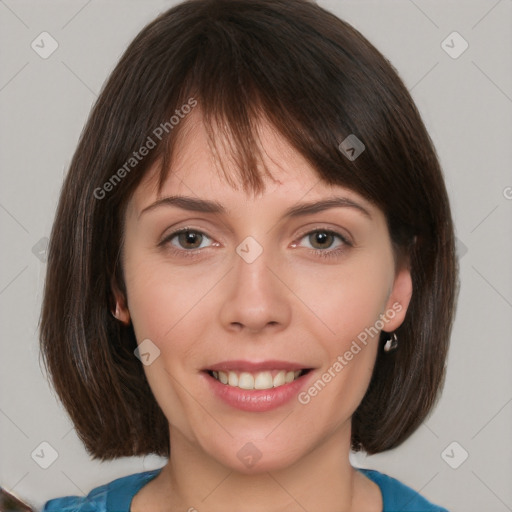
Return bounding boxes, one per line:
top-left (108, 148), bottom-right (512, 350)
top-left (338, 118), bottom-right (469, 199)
top-left (202, 361), bottom-right (314, 412)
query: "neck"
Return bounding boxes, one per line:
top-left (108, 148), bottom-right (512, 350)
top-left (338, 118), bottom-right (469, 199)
top-left (154, 424), bottom-right (361, 512)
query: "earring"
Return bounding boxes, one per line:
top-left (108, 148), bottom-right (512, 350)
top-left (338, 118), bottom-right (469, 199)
top-left (384, 332), bottom-right (398, 353)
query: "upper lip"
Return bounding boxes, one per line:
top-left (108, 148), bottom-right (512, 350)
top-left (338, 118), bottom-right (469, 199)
top-left (205, 360), bottom-right (311, 372)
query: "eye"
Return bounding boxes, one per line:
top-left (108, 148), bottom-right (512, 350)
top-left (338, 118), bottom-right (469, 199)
top-left (164, 229), bottom-right (213, 250)
top-left (298, 230), bottom-right (347, 251)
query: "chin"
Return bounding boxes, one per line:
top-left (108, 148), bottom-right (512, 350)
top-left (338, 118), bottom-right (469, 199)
top-left (200, 434), bottom-right (309, 475)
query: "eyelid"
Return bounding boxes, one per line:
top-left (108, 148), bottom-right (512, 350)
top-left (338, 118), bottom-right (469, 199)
top-left (293, 225), bottom-right (353, 246)
top-left (158, 226), bottom-right (216, 248)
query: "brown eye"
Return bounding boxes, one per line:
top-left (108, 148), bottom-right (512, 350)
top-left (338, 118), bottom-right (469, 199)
top-left (163, 229), bottom-right (211, 250)
top-left (308, 231), bottom-right (336, 249)
top-left (177, 231), bottom-right (203, 249)
top-left (294, 229), bottom-right (351, 259)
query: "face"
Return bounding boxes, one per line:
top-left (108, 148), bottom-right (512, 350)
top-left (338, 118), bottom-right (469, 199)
top-left (115, 110), bottom-right (412, 473)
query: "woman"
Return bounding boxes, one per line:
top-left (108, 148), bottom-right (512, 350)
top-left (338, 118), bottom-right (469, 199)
top-left (40, 0), bottom-right (457, 510)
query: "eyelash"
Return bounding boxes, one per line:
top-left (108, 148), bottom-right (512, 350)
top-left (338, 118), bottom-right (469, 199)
top-left (159, 227), bottom-right (352, 261)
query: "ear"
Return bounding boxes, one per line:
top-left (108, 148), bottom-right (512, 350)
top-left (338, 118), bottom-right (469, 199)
top-left (383, 265), bottom-right (413, 332)
top-left (111, 277), bottom-right (131, 325)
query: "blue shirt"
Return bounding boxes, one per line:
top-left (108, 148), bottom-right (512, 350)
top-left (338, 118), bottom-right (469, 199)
top-left (42, 467), bottom-right (449, 511)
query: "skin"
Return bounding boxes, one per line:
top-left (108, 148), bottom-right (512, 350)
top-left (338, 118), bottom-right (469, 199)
top-left (114, 110), bottom-right (412, 512)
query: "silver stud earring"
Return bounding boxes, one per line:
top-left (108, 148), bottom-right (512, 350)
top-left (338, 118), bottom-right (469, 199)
top-left (383, 332), bottom-right (398, 353)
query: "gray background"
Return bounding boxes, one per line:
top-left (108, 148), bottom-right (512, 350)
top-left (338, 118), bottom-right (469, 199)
top-left (1, 0), bottom-right (511, 510)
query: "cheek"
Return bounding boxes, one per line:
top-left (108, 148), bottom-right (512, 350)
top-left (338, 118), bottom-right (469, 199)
top-left (127, 276), bottom-right (172, 343)
top-left (293, 251), bottom-right (394, 342)
top-left (291, 251), bottom-right (392, 413)
top-left (125, 258), bottom-right (215, 345)
top-left (124, 261), bottom-right (213, 436)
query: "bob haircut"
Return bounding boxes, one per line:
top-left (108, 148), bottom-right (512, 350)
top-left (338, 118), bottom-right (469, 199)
top-left (40, 0), bottom-right (458, 459)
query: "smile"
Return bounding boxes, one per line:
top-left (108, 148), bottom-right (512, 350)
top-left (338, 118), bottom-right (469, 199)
top-left (202, 360), bottom-right (314, 411)
top-left (208, 369), bottom-right (308, 390)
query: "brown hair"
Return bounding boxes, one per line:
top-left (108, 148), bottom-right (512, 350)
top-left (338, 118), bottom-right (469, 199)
top-left (40, 0), bottom-right (458, 459)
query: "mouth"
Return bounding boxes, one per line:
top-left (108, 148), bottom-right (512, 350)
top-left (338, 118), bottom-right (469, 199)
top-left (202, 360), bottom-right (315, 412)
top-left (205, 368), bottom-right (311, 390)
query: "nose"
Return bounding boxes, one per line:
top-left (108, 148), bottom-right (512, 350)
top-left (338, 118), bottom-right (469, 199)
top-left (219, 245), bottom-right (292, 335)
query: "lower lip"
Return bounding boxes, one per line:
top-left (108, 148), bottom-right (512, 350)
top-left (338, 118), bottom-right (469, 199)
top-left (202, 371), bottom-right (313, 412)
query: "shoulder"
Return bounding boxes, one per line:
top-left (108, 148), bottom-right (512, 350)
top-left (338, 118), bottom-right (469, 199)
top-left (41, 469), bottom-right (162, 512)
top-left (358, 468), bottom-right (450, 512)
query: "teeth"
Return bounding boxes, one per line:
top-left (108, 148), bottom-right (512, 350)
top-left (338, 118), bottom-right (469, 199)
top-left (254, 371), bottom-right (273, 390)
top-left (273, 371), bottom-right (285, 387)
top-left (212, 369), bottom-right (304, 390)
top-left (238, 372), bottom-right (254, 389)
top-left (228, 371), bottom-right (238, 386)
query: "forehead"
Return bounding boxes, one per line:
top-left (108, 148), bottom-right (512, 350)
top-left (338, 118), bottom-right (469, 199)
top-left (129, 108), bottom-right (342, 212)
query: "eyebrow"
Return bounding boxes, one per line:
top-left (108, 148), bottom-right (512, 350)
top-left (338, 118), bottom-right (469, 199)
top-left (139, 195), bottom-right (372, 219)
